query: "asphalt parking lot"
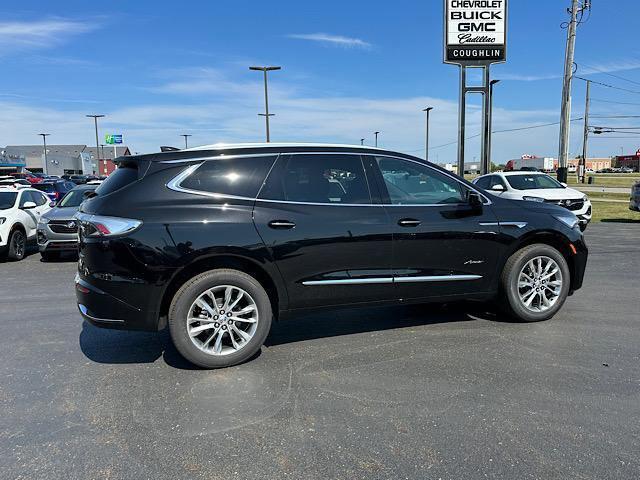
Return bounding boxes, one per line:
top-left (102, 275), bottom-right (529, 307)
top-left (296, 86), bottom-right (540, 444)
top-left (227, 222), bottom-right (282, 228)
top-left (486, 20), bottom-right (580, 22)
top-left (1, 223), bottom-right (639, 479)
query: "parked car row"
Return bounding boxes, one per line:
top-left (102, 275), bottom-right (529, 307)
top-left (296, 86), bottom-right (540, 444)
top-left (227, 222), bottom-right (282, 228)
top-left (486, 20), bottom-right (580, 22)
top-left (596, 167), bottom-right (638, 173)
top-left (0, 182), bottom-right (98, 261)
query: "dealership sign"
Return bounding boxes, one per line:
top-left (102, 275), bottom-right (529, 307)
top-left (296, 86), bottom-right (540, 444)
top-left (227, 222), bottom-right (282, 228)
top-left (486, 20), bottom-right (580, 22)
top-left (444, 0), bottom-right (507, 66)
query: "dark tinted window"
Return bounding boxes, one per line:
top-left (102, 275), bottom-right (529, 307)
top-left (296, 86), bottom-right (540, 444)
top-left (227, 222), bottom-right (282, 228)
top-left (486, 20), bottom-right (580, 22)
top-left (33, 191), bottom-right (48, 206)
top-left (474, 176), bottom-right (491, 189)
top-left (59, 188), bottom-right (96, 207)
top-left (375, 156), bottom-right (465, 205)
top-left (34, 183), bottom-right (55, 193)
top-left (180, 156), bottom-right (277, 198)
top-left (95, 166), bottom-right (138, 196)
top-left (260, 154), bottom-right (371, 204)
top-left (0, 192), bottom-right (18, 210)
top-left (19, 191), bottom-right (34, 207)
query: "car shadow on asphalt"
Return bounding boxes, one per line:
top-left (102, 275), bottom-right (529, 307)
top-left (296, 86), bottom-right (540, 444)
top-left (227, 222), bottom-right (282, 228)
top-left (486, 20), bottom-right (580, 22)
top-left (78, 302), bottom-right (505, 369)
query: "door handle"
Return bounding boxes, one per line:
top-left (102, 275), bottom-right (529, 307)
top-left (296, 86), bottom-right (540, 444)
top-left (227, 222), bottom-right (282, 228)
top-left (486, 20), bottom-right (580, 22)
top-left (398, 218), bottom-right (421, 227)
top-left (268, 220), bottom-right (296, 229)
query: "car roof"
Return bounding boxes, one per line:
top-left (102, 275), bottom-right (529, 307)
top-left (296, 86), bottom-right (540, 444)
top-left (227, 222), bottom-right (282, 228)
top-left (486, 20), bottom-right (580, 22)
top-left (71, 183), bottom-right (97, 190)
top-left (185, 142), bottom-right (387, 152)
top-left (499, 171), bottom-right (547, 176)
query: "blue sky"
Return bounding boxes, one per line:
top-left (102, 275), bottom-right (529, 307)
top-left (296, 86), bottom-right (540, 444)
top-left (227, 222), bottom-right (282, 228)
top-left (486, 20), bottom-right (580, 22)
top-left (1, 0), bottom-right (640, 164)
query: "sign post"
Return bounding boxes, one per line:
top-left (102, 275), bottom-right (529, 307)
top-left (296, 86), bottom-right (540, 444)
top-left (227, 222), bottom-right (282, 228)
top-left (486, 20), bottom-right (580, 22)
top-left (444, 0), bottom-right (507, 175)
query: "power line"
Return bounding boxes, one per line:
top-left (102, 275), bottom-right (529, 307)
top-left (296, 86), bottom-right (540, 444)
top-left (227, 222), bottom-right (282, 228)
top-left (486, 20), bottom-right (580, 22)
top-left (575, 76), bottom-right (640, 95)
top-left (592, 98), bottom-right (640, 106)
top-left (590, 115), bottom-right (640, 119)
top-left (412, 117), bottom-right (584, 153)
top-left (579, 62), bottom-right (640, 87)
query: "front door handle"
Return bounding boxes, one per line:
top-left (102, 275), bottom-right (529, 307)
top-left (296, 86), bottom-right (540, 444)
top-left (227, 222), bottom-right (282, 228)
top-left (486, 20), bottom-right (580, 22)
top-left (398, 218), bottom-right (421, 227)
top-left (268, 220), bottom-right (296, 229)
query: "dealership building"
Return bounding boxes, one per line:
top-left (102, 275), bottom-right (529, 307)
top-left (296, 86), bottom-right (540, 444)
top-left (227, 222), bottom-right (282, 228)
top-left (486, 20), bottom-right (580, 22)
top-left (0, 144), bottom-right (130, 176)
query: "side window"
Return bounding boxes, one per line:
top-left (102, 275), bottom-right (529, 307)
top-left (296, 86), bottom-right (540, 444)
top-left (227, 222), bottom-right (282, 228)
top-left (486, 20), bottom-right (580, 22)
top-left (19, 191), bottom-right (34, 207)
top-left (375, 157), bottom-right (465, 205)
top-left (179, 155), bottom-right (277, 198)
top-left (33, 192), bottom-right (48, 206)
top-left (489, 176), bottom-right (506, 189)
top-left (260, 154), bottom-right (371, 204)
top-left (474, 176), bottom-right (491, 189)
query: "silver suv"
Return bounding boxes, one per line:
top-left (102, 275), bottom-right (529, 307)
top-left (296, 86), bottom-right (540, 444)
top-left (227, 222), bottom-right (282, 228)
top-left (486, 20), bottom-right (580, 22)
top-left (37, 184), bottom-right (96, 260)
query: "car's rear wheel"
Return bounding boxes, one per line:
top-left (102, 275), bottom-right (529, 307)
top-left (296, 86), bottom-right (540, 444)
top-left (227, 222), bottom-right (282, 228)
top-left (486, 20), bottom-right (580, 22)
top-left (7, 229), bottom-right (26, 261)
top-left (168, 269), bottom-right (272, 368)
top-left (501, 244), bottom-right (570, 322)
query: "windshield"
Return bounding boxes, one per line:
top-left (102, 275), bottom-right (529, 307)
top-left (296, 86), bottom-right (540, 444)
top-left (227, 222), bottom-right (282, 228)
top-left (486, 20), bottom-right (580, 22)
top-left (0, 192), bottom-right (18, 209)
top-left (506, 174), bottom-right (564, 190)
top-left (58, 188), bottom-right (96, 208)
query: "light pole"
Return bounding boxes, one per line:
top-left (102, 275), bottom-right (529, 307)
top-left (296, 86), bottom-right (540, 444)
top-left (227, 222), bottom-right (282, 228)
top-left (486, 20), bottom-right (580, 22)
top-left (38, 133), bottom-right (50, 175)
top-left (86, 114), bottom-right (104, 175)
top-left (422, 107), bottom-right (434, 161)
top-left (360, 138), bottom-right (365, 145)
top-left (487, 79), bottom-right (500, 170)
top-left (181, 134), bottom-right (192, 149)
top-left (249, 66), bottom-right (281, 142)
top-left (374, 131), bottom-right (380, 147)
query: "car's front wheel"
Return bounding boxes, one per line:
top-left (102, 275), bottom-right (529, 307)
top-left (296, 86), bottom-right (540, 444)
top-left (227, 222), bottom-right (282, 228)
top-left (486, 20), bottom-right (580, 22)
top-left (7, 229), bottom-right (26, 261)
top-left (501, 244), bottom-right (571, 322)
top-left (168, 269), bottom-right (273, 368)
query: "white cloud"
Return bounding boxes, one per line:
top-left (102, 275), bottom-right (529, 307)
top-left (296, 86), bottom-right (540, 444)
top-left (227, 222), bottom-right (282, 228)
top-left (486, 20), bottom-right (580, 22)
top-left (287, 33), bottom-right (371, 49)
top-left (1, 67), bottom-right (631, 163)
top-left (499, 73), bottom-right (561, 82)
top-left (0, 18), bottom-right (96, 55)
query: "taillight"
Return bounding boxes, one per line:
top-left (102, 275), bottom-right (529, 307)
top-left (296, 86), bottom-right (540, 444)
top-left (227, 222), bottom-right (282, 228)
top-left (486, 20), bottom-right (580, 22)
top-left (75, 213), bottom-right (142, 237)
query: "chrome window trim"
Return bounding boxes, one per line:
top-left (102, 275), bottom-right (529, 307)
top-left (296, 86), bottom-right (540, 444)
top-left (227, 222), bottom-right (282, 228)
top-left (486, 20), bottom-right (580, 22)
top-left (302, 274), bottom-right (482, 286)
top-left (165, 150), bottom-right (491, 207)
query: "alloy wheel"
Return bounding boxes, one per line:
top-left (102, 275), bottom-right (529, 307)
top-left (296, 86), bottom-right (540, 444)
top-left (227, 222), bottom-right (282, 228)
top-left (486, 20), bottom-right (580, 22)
top-left (12, 231), bottom-right (25, 258)
top-left (517, 256), bottom-right (563, 313)
top-left (186, 285), bottom-right (259, 356)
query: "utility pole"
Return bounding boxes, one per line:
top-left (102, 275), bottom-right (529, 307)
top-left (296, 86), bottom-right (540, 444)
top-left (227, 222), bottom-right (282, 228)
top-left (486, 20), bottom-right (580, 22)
top-left (580, 79), bottom-right (590, 183)
top-left (38, 133), bottom-right (50, 175)
top-left (86, 114), bottom-right (104, 175)
top-left (181, 134), bottom-right (192, 149)
top-left (249, 66), bottom-right (281, 142)
top-left (423, 107), bottom-right (433, 161)
top-left (374, 131), bottom-right (380, 147)
top-left (558, 0), bottom-right (590, 183)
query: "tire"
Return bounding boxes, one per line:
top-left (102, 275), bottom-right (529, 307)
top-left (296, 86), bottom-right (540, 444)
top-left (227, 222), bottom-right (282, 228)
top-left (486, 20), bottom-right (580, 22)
top-left (7, 229), bottom-right (26, 261)
top-left (168, 269), bottom-right (273, 368)
top-left (41, 251), bottom-right (59, 261)
top-left (500, 244), bottom-right (571, 322)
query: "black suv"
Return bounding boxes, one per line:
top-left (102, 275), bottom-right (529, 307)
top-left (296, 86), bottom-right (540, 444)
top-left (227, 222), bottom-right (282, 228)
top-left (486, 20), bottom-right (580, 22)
top-left (75, 144), bottom-right (587, 368)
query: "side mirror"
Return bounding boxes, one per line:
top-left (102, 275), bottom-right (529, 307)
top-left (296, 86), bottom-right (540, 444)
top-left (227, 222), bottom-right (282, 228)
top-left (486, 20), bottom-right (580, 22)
top-left (22, 201), bottom-right (37, 210)
top-left (490, 184), bottom-right (505, 192)
top-left (467, 191), bottom-right (483, 209)
top-left (49, 201), bottom-right (57, 208)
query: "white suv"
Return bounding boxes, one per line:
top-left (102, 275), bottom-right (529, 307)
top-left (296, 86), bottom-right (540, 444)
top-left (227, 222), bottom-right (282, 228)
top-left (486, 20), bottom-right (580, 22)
top-left (473, 171), bottom-right (592, 231)
top-left (0, 187), bottom-right (51, 260)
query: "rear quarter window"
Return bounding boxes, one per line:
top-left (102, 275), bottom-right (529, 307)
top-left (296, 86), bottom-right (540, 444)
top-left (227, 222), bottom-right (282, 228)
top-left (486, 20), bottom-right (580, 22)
top-left (95, 165), bottom-right (139, 195)
top-left (179, 155), bottom-right (277, 198)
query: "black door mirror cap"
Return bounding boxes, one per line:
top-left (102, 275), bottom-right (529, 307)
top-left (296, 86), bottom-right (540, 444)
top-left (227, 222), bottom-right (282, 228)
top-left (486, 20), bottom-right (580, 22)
top-left (467, 191), bottom-right (483, 207)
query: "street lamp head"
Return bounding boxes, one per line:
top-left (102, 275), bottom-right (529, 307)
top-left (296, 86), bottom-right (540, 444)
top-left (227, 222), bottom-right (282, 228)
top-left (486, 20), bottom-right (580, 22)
top-left (374, 131), bottom-right (380, 135)
top-left (422, 107), bottom-right (434, 112)
top-left (38, 133), bottom-right (50, 137)
top-left (250, 66), bottom-right (281, 71)
top-left (490, 79), bottom-right (501, 86)
top-left (86, 114), bottom-right (105, 118)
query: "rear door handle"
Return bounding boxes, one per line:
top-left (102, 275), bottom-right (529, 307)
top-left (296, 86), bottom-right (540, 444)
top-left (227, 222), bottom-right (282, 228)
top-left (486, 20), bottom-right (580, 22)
top-left (398, 218), bottom-right (421, 227)
top-left (268, 220), bottom-right (296, 229)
